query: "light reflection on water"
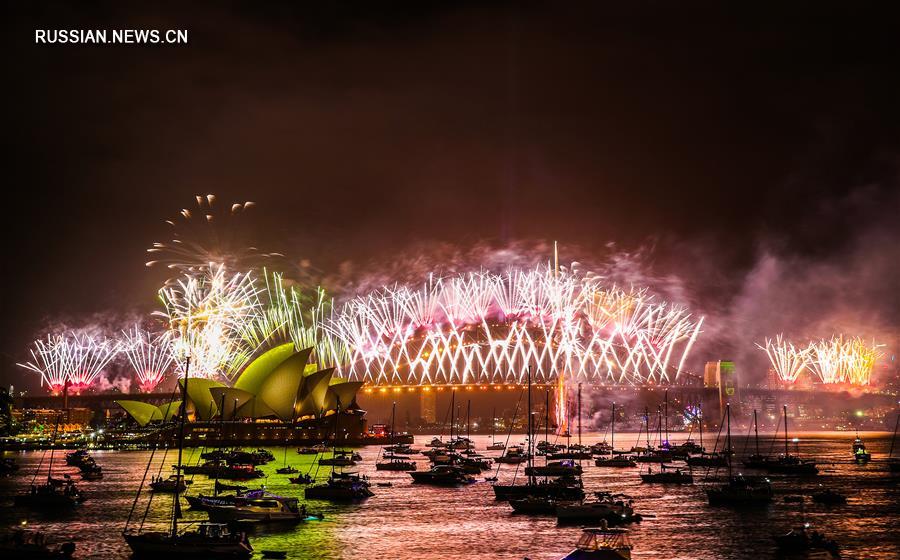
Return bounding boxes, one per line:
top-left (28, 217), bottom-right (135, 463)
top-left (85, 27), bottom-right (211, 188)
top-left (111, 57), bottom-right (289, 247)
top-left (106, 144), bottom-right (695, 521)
top-left (1, 433), bottom-right (898, 559)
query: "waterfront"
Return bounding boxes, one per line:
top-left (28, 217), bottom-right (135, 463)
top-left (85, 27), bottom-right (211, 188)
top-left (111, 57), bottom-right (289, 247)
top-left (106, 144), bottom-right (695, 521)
top-left (1, 432), bottom-right (898, 559)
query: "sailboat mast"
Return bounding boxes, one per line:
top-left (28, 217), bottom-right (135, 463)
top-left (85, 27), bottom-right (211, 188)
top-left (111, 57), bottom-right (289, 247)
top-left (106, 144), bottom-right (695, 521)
top-left (611, 402), bottom-right (616, 451)
top-left (698, 404), bottom-right (704, 450)
top-left (47, 412), bottom-right (61, 484)
top-left (783, 404), bottom-right (789, 457)
top-left (664, 389), bottom-right (669, 447)
top-left (527, 367), bottom-right (534, 484)
top-left (725, 403), bottom-right (732, 478)
top-left (889, 413), bottom-right (899, 458)
top-left (753, 409), bottom-right (760, 457)
top-left (390, 402), bottom-right (396, 447)
top-left (466, 400), bottom-right (471, 442)
top-left (450, 391), bottom-right (455, 441)
top-left (491, 407), bottom-right (496, 443)
top-left (172, 355), bottom-right (190, 540)
top-left (577, 383), bottom-right (582, 447)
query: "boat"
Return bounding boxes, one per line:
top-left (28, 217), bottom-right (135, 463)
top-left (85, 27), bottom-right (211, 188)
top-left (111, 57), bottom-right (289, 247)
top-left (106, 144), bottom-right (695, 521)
top-left (811, 489), bottom-right (846, 505)
top-left (748, 406), bottom-right (818, 475)
top-left (275, 466), bottom-right (298, 474)
top-left (319, 450), bottom-right (358, 467)
top-left (124, 522), bottom-right (252, 558)
top-left (495, 445), bottom-right (529, 464)
top-left (376, 453), bottom-right (417, 471)
top-left (288, 474), bottom-right (314, 485)
top-left (774, 525), bottom-right (839, 559)
top-left (305, 398), bottom-right (375, 502)
top-left (526, 459), bottom-right (583, 477)
top-left (0, 530), bottom-right (76, 559)
top-left (852, 432), bottom-right (871, 464)
top-left (409, 465), bottom-right (475, 486)
top-left (509, 495), bottom-right (575, 515)
top-left (559, 524), bottom-right (633, 560)
top-left (595, 455), bottom-right (637, 468)
top-left (385, 443), bottom-right (418, 455)
top-left (180, 460), bottom-right (265, 480)
top-left (706, 404), bottom-right (773, 507)
top-left (207, 495), bottom-right (304, 524)
top-left (15, 480), bottom-right (84, 508)
top-left (685, 405), bottom-right (728, 467)
top-left (377, 403), bottom-right (418, 471)
top-left (426, 437), bottom-right (445, 448)
top-left (215, 481), bottom-right (247, 493)
top-left (493, 476), bottom-right (585, 501)
top-left (297, 444), bottom-right (326, 455)
top-left (16, 413), bottom-right (85, 509)
top-left (639, 464), bottom-right (693, 484)
top-left (123, 357), bottom-right (254, 559)
top-left (305, 472), bottom-right (374, 501)
top-left (595, 403), bottom-right (636, 468)
top-left (486, 406), bottom-right (506, 450)
top-left (556, 493), bottom-right (641, 525)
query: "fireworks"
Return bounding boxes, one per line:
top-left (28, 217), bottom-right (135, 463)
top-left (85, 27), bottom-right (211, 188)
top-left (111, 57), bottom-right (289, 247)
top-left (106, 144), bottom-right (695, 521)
top-left (759, 334), bottom-right (882, 386)
top-left (119, 326), bottom-right (174, 392)
top-left (18, 333), bottom-right (118, 394)
top-left (807, 335), bottom-right (882, 386)
top-left (157, 263), bottom-right (262, 380)
top-left (758, 335), bottom-right (811, 383)
top-left (324, 265), bottom-right (704, 387)
top-left (146, 194), bottom-right (283, 274)
top-left (235, 272), bottom-right (350, 369)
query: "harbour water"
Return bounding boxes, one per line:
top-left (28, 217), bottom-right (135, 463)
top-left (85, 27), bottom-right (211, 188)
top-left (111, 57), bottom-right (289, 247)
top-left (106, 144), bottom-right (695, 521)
top-left (2, 432), bottom-right (898, 559)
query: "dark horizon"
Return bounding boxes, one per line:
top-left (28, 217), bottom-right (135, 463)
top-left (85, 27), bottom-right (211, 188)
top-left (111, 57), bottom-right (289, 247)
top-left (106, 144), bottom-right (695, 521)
top-left (5, 2), bottom-right (900, 390)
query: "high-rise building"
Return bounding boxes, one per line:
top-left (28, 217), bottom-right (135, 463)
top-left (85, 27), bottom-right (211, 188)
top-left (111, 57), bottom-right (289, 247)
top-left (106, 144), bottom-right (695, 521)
top-left (704, 362), bottom-right (719, 388)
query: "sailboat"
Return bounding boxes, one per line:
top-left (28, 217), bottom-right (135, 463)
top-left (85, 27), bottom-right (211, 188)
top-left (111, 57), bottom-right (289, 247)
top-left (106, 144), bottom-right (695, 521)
top-left (487, 407), bottom-right (506, 450)
top-left (124, 356), bottom-right (253, 558)
top-left (305, 398), bottom-right (374, 501)
top-left (686, 404), bottom-right (727, 467)
top-left (492, 368), bottom-right (584, 501)
top-left (595, 403), bottom-right (636, 468)
top-left (15, 411), bottom-right (84, 509)
top-left (760, 405), bottom-right (818, 475)
top-left (706, 403), bottom-right (773, 507)
top-left (377, 403), bottom-right (416, 471)
top-left (741, 409), bottom-right (769, 469)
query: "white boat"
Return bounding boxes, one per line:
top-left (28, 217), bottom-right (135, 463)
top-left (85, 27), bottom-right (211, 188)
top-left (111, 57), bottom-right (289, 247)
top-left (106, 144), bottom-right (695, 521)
top-left (560, 524), bottom-right (633, 560)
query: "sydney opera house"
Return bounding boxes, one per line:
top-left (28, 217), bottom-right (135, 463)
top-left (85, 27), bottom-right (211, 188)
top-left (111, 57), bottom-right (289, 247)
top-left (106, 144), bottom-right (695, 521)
top-left (113, 343), bottom-right (372, 446)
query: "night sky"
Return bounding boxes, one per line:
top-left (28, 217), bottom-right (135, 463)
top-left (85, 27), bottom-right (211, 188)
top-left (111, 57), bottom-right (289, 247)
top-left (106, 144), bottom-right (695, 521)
top-left (5, 2), bottom-right (900, 389)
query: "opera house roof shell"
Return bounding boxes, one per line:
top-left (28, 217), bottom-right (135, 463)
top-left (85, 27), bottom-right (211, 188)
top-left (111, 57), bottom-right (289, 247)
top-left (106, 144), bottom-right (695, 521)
top-left (116, 344), bottom-right (361, 427)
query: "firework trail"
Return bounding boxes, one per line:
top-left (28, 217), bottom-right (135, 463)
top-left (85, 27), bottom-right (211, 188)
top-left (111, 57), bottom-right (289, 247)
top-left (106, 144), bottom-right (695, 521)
top-left (757, 334), bottom-right (811, 383)
top-left (119, 326), bottom-right (175, 392)
top-left (806, 335), bottom-right (882, 386)
top-left (157, 263), bottom-right (261, 380)
top-left (146, 194), bottom-right (283, 275)
top-left (324, 264), bottom-right (704, 430)
top-left (18, 333), bottom-right (118, 394)
top-left (236, 271), bottom-right (349, 369)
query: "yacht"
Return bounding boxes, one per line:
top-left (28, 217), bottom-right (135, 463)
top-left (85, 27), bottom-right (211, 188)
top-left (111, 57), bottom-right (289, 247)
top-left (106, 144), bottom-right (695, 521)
top-left (639, 464), bottom-right (693, 484)
top-left (206, 495), bottom-right (304, 524)
top-left (297, 444), bottom-right (326, 455)
top-left (305, 472), bottom-right (374, 501)
top-left (774, 525), bottom-right (839, 559)
top-left (15, 480), bottom-right (84, 508)
top-left (409, 465), bottom-right (475, 486)
top-left (852, 432), bottom-right (871, 463)
top-left (559, 524), bottom-right (633, 560)
top-left (526, 459), bottom-right (583, 477)
top-left (318, 450), bottom-right (358, 467)
top-left (556, 493), bottom-right (641, 525)
top-left (125, 522), bottom-right (252, 558)
top-left (594, 455), bottom-right (636, 468)
top-left (494, 445), bottom-right (529, 464)
top-left (376, 453), bottom-right (417, 471)
top-left (509, 495), bottom-right (576, 515)
top-left (150, 474), bottom-right (191, 494)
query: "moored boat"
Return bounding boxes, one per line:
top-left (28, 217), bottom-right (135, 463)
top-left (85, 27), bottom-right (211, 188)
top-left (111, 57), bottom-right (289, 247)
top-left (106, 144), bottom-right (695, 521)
top-left (559, 524), bottom-right (633, 560)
